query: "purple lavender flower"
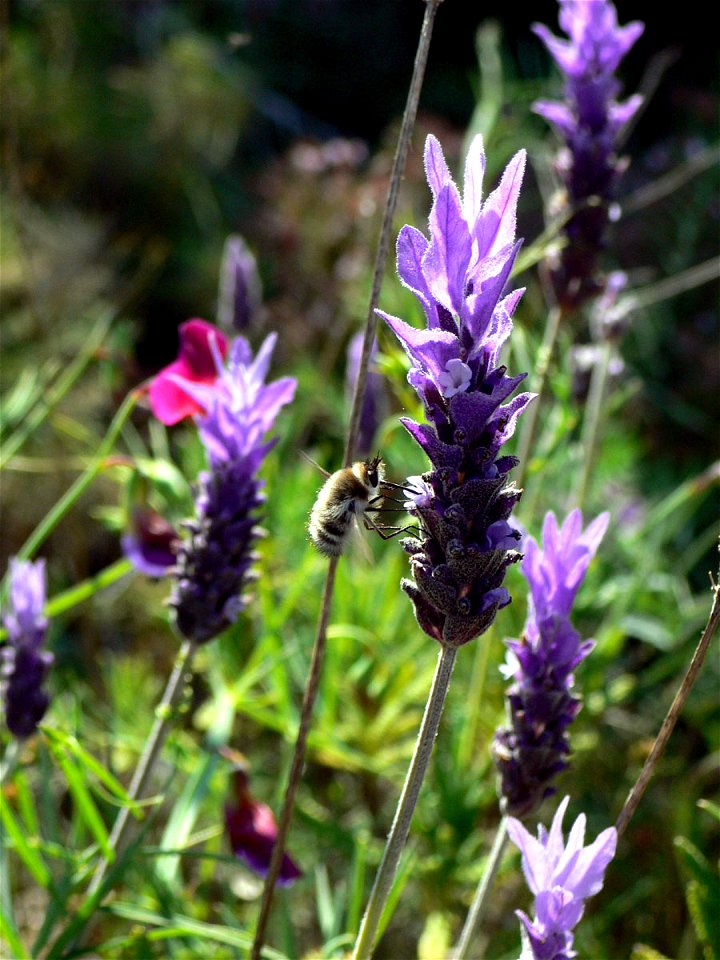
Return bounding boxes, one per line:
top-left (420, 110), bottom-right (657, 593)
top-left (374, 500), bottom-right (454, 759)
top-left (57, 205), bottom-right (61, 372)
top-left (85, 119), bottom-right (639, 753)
top-left (167, 333), bottom-right (296, 644)
top-left (379, 134), bottom-right (534, 647)
top-left (346, 332), bottom-right (387, 457)
top-left (533, 0), bottom-right (644, 309)
top-left (493, 509), bottom-right (609, 817)
top-left (507, 795), bottom-right (617, 960)
top-left (1, 558), bottom-right (53, 738)
top-left (122, 508), bottom-right (179, 577)
top-left (217, 235), bottom-right (263, 333)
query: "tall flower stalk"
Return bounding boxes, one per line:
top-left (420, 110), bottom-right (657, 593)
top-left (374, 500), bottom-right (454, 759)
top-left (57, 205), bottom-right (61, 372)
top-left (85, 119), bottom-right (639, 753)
top-left (493, 509), bottom-right (609, 818)
top-left (353, 133), bottom-right (533, 958)
top-left (456, 509), bottom-right (607, 957)
top-left (249, 3), bottom-right (445, 955)
top-left (86, 332), bottom-right (295, 899)
top-left (533, 0), bottom-right (644, 310)
top-left (517, 0), bottom-right (644, 489)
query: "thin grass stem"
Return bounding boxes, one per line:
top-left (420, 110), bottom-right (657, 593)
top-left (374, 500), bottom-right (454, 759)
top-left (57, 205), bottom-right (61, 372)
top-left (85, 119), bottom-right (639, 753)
top-left (351, 644), bottom-right (457, 960)
top-left (615, 572), bottom-right (720, 839)
top-left (86, 637), bottom-right (198, 896)
top-left (249, 3), bottom-right (444, 956)
top-left (343, 0), bottom-right (444, 468)
top-left (250, 557), bottom-right (338, 960)
top-left (453, 816), bottom-right (509, 959)
top-left (515, 305), bottom-right (563, 490)
top-left (573, 340), bottom-right (612, 510)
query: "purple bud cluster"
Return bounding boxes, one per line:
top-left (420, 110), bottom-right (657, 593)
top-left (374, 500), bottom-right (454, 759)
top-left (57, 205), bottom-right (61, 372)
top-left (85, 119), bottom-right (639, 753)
top-left (493, 510), bottom-right (608, 817)
top-left (168, 333), bottom-right (296, 644)
top-left (1, 558), bottom-right (53, 738)
top-left (533, 0), bottom-right (644, 309)
top-left (217, 235), bottom-right (263, 333)
top-left (380, 135), bottom-right (535, 647)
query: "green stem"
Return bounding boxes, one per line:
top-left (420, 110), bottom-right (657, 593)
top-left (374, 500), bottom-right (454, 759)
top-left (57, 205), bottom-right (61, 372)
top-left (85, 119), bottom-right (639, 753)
top-left (351, 644), bottom-right (457, 960)
top-left (515, 305), bottom-right (562, 490)
top-left (250, 558), bottom-right (338, 960)
top-left (574, 340), bottom-right (612, 509)
top-left (453, 816), bottom-right (509, 959)
top-left (86, 638), bottom-right (198, 898)
top-left (4, 390), bottom-right (139, 582)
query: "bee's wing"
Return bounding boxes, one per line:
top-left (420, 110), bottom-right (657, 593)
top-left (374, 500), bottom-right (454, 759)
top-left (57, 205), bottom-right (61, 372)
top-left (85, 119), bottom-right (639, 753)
top-left (300, 451), bottom-right (331, 479)
top-left (350, 515), bottom-right (373, 564)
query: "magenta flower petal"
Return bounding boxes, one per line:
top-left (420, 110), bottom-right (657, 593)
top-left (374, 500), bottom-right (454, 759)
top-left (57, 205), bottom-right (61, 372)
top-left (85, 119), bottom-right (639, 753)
top-left (224, 766), bottom-right (302, 887)
top-left (122, 509), bottom-right (179, 577)
top-left (148, 319), bottom-right (228, 426)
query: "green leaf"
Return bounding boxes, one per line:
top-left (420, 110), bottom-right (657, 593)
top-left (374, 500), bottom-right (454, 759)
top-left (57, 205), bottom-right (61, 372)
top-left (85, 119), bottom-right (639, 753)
top-left (0, 904), bottom-right (30, 960)
top-left (105, 902), bottom-right (289, 959)
top-left (42, 727), bottom-right (139, 809)
top-left (0, 794), bottom-right (51, 888)
top-left (45, 739), bottom-right (112, 859)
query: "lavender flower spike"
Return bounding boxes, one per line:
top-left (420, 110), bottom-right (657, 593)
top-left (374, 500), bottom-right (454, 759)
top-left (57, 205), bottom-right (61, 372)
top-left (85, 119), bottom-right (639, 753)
top-left (533, 0), bottom-right (644, 309)
top-left (168, 333), bottom-right (296, 644)
top-left (1, 558), bottom-right (53, 737)
top-left (493, 509), bottom-right (609, 817)
top-left (508, 796), bottom-right (617, 960)
top-left (380, 134), bottom-right (535, 647)
top-left (217, 235), bottom-right (263, 333)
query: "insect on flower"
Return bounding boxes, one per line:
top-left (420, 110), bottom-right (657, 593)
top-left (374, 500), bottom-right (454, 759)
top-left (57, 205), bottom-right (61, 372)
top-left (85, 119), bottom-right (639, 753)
top-left (307, 454), bottom-right (414, 557)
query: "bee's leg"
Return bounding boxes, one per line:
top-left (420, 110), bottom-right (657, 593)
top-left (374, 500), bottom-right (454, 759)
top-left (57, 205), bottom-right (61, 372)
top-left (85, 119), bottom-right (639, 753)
top-left (381, 480), bottom-right (422, 495)
top-left (363, 515), bottom-right (419, 540)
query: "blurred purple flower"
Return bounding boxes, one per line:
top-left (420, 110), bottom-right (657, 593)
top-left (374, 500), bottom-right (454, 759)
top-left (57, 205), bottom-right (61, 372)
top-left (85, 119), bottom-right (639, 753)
top-left (148, 319), bottom-right (229, 426)
top-left (223, 751), bottom-right (302, 886)
top-left (533, 0), bottom-right (644, 309)
top-left (167, 333), bottom-right (296, 644)
top-left (346, 332), bottom-right (387, 457)
top-left (1, 558), bottom-right (53, 738)
top-left (122, 508), bottom-right (179, 577)
top-left (493, 510), bottom-right (608, 817)
top-left (380, 134), bottom-right (534, 647)
top-left (217, 235), bottom-right (263, 333)
top-left (508, 796), bottom-right (617, 960)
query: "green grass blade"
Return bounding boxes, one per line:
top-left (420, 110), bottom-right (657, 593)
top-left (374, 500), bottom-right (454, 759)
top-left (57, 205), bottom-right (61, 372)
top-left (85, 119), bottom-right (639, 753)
top-left (0, 904), bottom-right (29, 960)
top-left (0, 794), bottom-right (52, 888)
top-left (45, 741), bottom-right (112, 860)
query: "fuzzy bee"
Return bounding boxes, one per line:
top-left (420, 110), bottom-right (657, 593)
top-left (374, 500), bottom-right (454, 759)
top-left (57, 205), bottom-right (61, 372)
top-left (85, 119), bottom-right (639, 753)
top-left (307, 455), bottom-right (388, 557)
top-left (307, 451), bottom-right (423, 557)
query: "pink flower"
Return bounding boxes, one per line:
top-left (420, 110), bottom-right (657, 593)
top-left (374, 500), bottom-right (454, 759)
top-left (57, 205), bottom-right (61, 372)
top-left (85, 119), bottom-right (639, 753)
top-left (148, 319), bottom-right (228, 425)
top-left (222, 750), bottom-right (302, 886)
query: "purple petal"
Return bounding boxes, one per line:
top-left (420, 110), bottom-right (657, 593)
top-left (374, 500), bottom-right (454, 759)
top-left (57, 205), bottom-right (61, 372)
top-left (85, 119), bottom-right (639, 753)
top-left (424, 133), bottom-right (453, 197)
top-left (424, 184), bottom-right (473, 316)
top-left (396, 226), bottom-right (439, 326)
top-left (462, 134), bottom-right (486, 227)
top-left (475, 149), bottom-right (526, 261)
top-left (381, 311), bottom-right (461, 382)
